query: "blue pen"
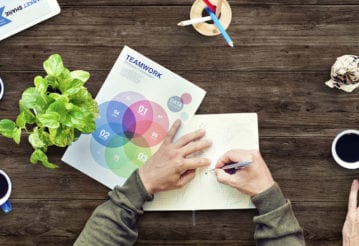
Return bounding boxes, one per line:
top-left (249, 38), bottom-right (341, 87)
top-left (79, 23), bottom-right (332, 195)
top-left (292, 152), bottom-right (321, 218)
top-left (205, 7), bottom-right (234, 48)
top-left (208, 161), bottom-right (252, 172)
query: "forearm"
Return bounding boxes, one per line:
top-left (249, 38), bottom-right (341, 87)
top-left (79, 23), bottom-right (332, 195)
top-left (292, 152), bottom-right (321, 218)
top-left (74, 170), bottom-right (153, 246)
top-left (251, 183), bottom-right (305, 246)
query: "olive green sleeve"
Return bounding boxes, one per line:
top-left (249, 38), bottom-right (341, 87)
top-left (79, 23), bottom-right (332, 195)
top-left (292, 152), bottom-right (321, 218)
top-left (74, 169), bottom-right (153, 246)
top-left (251, 183), bottom-right (305, 246)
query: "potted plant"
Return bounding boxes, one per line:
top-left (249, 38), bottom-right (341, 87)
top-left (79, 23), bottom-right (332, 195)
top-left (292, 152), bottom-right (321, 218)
top-left (0, 54), bottom-right (98, 168)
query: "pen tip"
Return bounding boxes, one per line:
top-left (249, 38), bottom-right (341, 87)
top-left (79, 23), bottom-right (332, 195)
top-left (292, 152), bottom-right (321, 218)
top-left (229, 42), bottom-right (234, 48)
top-left (177, 22), bottom-right (184, 26)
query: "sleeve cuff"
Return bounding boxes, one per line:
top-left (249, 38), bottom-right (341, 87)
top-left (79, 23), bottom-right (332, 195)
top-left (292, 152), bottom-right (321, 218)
top-left (251, 182), bottom-right (287, 215)
top-left (112, 169), bottom-right (153, 209)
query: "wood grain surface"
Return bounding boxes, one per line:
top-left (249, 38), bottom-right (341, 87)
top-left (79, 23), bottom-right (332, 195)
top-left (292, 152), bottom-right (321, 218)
top-left (0, 0), bottom-right (358, 245)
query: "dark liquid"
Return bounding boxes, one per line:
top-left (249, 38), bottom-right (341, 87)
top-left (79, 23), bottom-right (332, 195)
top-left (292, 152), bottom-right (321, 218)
top-left (335, 133), bottom-right (359, 163)
top-left (0, 174), bottom-right (9, 198)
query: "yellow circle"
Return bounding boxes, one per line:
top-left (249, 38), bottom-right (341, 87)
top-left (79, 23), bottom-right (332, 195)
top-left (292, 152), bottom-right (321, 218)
top-left (190, 0), bottom-right (232, 36)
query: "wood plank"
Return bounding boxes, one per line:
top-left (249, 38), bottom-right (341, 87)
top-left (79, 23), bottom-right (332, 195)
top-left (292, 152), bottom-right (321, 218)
top-left (57, 0), bottom-right (359, 6)
top-left (1, 71), bottom-right (358, 136)
top-left (0, 200), bottom-right (346, 245)
top-left (1, 5), bottom-right (359, 72)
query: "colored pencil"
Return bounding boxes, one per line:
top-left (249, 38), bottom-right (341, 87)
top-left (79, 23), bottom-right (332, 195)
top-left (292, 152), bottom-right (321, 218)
top-left (205, 7), bottom-right (234, 47)
top-left (202, 0), bottom-right (216, 13)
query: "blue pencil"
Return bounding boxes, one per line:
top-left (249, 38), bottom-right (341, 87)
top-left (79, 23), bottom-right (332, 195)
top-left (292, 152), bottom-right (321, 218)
top-left (205, 7), bottom-right (234, 48)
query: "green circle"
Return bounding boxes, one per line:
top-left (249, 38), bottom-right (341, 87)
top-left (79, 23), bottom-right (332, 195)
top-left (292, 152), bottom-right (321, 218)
top-left (105, 146), bottom-right (138, 177)
top-left (123, 140), bottom-right (152, 167)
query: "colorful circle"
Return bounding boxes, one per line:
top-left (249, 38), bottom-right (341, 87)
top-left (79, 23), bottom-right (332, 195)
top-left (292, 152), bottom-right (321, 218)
top-left (90, 91), bottom-right (170, 178)
top-left (181, 93), bottom-right (192, 104)
top-left (167, 96), bottom-right (184, 112)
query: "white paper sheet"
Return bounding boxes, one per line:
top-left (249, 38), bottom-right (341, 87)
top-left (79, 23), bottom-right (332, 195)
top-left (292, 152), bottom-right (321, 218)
top-left (62, 46), bottom-right (206, 189)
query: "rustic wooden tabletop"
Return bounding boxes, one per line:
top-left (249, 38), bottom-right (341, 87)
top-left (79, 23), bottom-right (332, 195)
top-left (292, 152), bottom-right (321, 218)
top-left (0, 0), bottom-right (359, 245)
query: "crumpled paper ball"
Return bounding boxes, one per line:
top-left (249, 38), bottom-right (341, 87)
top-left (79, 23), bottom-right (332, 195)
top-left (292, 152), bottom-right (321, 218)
top-left (325, 55), bottom-right (359, 92)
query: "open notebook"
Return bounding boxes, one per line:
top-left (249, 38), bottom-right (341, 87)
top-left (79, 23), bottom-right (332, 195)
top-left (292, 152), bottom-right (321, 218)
top-left (144, 113), bottom-right (258, 211)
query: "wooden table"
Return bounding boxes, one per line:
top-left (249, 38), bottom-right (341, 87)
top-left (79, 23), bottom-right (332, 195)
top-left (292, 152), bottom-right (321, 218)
top-left (1, 0), bottom-right (358, 245)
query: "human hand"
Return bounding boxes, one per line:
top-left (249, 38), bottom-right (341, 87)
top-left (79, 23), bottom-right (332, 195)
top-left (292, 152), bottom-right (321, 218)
top-left (342, 179), bottom-right (359, 245)
top-left (139, 119), bottom-right (212, 194)
top-left (215, 149), bottom-right (275, 196)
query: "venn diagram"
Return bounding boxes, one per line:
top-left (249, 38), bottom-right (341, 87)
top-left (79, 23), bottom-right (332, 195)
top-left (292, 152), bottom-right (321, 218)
top-left (90, 91), bottom-right (169, 177)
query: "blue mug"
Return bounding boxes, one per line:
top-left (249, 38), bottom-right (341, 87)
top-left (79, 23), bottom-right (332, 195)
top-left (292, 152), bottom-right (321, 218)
top-left (0, 170), bottom-right (12, 213)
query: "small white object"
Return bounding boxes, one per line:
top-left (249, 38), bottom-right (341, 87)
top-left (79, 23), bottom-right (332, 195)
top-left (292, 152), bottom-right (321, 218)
top-left (325, 55), bottom-right (359, 92)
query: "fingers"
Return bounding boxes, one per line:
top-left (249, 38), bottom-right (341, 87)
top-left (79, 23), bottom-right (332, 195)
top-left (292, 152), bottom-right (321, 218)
top-left (180, 138), bottom-right (212, 156)
top-left (181, 157), bottom-right (210, 171)
top-left (163, 119), bottom-right (181, 144)
top-left (215, 169), bottom-right (236, 185)
top-left (175, 128), bottom-right (206, 148)
top-left (215, 149), bottom-right (239, 168)
top-left (348, 179), bottom-right (359, 213)
top-left (178, 170), bottom-right (196, 186)
top-left (215, 149), bottom-right (254, 168)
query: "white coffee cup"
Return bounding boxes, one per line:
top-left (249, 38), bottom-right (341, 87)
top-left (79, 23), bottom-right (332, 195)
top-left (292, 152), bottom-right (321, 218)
top-left (0, 170), bottom-right (12, 213)
top-left (331, 129), bottom-right (359, 169)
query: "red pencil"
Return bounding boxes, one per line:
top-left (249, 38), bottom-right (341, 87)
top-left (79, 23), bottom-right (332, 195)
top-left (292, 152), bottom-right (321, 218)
top-left (202, 0), bottom-right (216, 13)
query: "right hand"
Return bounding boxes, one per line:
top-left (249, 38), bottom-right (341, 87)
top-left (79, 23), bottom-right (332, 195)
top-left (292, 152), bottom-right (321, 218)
top-left (215, 149), bottom-right (275, 196)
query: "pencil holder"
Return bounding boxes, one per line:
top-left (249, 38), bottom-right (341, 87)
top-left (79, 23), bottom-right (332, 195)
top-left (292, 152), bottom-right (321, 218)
top-left (190, 0), bottom-right (232, 36)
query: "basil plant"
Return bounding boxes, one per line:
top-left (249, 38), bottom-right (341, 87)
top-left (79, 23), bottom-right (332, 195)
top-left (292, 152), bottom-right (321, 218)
top-left (0, 54), bottom-right (99, 168)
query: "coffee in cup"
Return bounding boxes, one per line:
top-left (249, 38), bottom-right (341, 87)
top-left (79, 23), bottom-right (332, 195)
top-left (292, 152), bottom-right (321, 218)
top-left (331, 129), bottom-right (359, 169)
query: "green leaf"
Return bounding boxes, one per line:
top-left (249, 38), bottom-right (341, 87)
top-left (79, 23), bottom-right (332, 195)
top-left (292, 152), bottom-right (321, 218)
top-left (37, 112), bottom-right (60, 129)
top-left (21, 87), bottom-right (52, 113)
top-left (43, 54), bottom-right (65, 77)
top-left (30, 149), bottom-right (58, 168)
top-left (49, 125), bottom-right (74, 147)
top-left (15, 112), bottom-right (27, 128)
top-left (34, 76), bottom-right (48, 93)
top-left (70, 70), bottom-right (90, 83)
top-left (19, 101), bottom-right (36, 124)
top-left (63, 79), bottom-right (83, 96)
top-left (12, 127), bottom-right (21, 144)
top-left (28, 127), bottom-right (49, 149)
top-left (45, 75), bottom-right (59, 89)
top-left (0, 119), bottom-right (17, 138)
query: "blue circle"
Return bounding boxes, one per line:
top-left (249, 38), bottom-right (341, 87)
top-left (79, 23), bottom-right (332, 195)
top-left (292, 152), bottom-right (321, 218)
top-left (92, 123), bottom-right (129, 147)
top-left (167, 96), bottom-right (184, 112)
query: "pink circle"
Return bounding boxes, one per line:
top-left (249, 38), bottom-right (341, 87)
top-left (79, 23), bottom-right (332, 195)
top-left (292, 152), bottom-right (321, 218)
top-left (133, 121), bottom-right (168, 147)
top-left (181, 93), bottom-right (192, 104)
top-left (128, 100), bottom-right (153, 136)
top-left (150, 102), bottom-right (169, 131)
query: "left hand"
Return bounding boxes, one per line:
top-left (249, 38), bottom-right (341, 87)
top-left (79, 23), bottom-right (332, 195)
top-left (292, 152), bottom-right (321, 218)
top-left (139, 119), bottom-right (212, 194)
